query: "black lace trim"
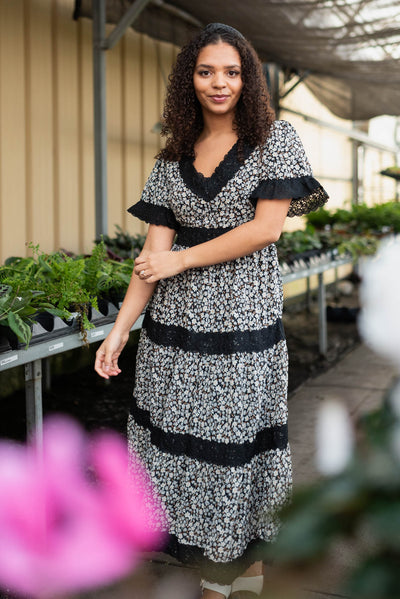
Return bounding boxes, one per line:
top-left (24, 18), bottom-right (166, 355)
top-left (176, 225), bottom-right (233, 247)
top-left (163, 534), bottom-right (273, 584)
top-left (130, 397), bottom-right (288, 466)
top-left (250, 176), bottom-right (329, 217)
top-left (143, 312), bottom-right (285, 355)
top-left (179, 142), bottom-right (255, 202)
top-left (127, 199), bottom-right (180, 230)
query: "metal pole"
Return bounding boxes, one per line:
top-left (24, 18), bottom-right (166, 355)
top-left (352, 140), bottom-right (359, 205)
top-left (93, 0), bottom-right (108, 238)
top-left (334, 266), bottom-right (339, 301)
top-left (306, 276), bottom-right (311, 312)
top-left (25, 360), bottom-right (43, 449)
top-left (318, 272), bottom-right (327, 356)
top-left (358, 144), bottom-right (365, 204)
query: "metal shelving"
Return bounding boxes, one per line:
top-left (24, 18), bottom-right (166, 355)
top-left (0, 254), bottom-right (353, 443)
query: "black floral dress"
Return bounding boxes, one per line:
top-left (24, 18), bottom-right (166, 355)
top-left (127, 120), bottom-right (328, 583)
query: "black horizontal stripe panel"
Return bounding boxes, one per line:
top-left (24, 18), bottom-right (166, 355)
top-left (130, 396), bottom-right (288, 467)
top-left (143, 312), bottom-right (285, 355)
top-left (127, 199), bottom-right (180, 231)
top-left (176, 225), bottom-right (233, 247)
top-left (164, 534), bottom-right (273, 584)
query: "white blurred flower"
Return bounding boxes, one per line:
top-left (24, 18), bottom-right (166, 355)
top-left (358, 237), bottom-right (400, 371)
top-left (316, 400), bottom-right (354, 476)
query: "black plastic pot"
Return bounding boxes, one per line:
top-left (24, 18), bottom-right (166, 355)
top-left (0, 329), bottom-right (12, 353)
top-left (326, 305), bottom-right (360, 323)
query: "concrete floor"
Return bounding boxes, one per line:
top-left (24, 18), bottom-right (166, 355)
top-left (76, 343), bottom-right (398, 599)
top-left (284, 343), bottom-right (397, 599)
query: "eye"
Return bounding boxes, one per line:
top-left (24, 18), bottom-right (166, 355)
top-left (198, 69), bottom-right (211, 77)
top-left (229, 70), bottom-right (240, 77)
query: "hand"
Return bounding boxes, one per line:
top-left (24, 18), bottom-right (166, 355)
top-left (134, 250), bottom-right (186, 283)
top-left (94, 329), bottom-right (129, 379)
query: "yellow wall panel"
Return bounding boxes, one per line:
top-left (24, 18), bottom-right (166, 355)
top-left (123, 30), bottom-right (143, 236)
top-left (141, 35), bottom-right (160, 188)
top-left (106, 27), bottom-right (123, 239)
top-left (158, 39), bottom-right (175, 148)
top-left (26, 0), bottom-right (54, 252)
top-left (0, 0), bottom-right (27, 261)
top-left (54, 0), bottom-right (80, 252)
top-left (78, 17), bottom-right (95, 254)
top-left (0, 0), bottom-right (181, 262)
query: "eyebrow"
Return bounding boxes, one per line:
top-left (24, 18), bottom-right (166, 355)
top-left (196, 63), bottom-right (241, 69)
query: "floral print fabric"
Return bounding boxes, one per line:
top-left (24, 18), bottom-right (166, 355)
top-left (127, 120), bottom-right (328, 583)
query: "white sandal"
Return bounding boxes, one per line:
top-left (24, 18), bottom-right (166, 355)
top-left (201, 579), bottom-right (232, 598)
top-left (230, 575), bottom-right (264, 597)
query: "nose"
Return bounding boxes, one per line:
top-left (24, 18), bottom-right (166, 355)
top-left (212, 72), bottom-right (226, 89)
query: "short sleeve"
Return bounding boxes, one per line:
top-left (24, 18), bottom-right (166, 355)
top-left (127, 159), bottom-right (179, 230)
top-left (250, 120), bottom-right (329, 217)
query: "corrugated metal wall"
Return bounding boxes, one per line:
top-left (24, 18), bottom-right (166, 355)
top-left (0, 0), bottom-right (177, 262)
top-left (1, 1), bottom-right (396, 264)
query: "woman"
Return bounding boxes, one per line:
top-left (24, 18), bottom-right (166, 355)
top-left (95, 23), bottom-right (328, 599)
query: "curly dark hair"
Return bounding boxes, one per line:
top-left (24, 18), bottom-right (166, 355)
top-left (157, 23), bottom-right (275, 162)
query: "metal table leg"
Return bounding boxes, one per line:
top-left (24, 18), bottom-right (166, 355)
top-left (306, 276), bottom-right (311, 312)
top-left (318, 272), bottom-right (328, 356)
top-left (25, 359), bottom-right (43, 449)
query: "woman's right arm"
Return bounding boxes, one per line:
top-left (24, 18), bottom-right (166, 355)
top-left (94, 224), bottom-right (176, 379)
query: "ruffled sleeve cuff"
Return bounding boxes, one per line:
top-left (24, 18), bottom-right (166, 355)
top-left (250, 175), bottom-right (329, 217)
top-left (127, 200), bottom-right (179, 230)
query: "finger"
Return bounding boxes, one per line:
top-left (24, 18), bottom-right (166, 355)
top-left (94, 351), bottom-right (105, 370)
top-left (138, 268), bottom-right (152, 280)
top-left (134, 265), bottom-right (148, 277)
top-left (111, 360), bottom-right (122, 374)
top-left (134, 256), bottom-right (146, 267)
top-left (95, 346), bottom-right (121, 379)
top-left (94, 360), bottom-right (109, 379)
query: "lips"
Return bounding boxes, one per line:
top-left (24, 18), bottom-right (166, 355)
top-left (210, 95), bottom-right (229, 102)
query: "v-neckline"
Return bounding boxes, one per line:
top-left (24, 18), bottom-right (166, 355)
top-left (192, 140), bottom-right (239, 180)
top-left (179, 141), bottom-right (254, 202)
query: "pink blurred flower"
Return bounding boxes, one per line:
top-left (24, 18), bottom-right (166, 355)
top-left (0, 416), bottom-right (165, 598)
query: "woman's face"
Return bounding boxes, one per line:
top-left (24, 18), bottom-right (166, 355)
top-left (193, 41), bottom-right (243, 118)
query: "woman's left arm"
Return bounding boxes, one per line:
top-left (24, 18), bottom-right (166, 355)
top-left (134, 198), bottom-right (291, 283)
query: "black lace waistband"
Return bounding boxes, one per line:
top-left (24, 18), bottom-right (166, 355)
top-left (175, 225), bottom-right (233, 247)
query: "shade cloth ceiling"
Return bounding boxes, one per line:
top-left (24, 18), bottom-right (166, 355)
top-left (74, 0), bottom-right (400, 121)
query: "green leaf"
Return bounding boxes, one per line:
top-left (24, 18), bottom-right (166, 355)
top-left (38, 254), bottom-right (53, 272)
top-left (0, 285), bottom-right (13, 311)
top-left (7, 311), bottom-right (32, 346)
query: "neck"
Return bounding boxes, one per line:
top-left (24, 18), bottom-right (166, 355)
top-left (200, 111), bottom-right (237, 140)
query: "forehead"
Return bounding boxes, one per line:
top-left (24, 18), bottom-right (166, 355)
top-left (195, 41), bottom-right (241, 66)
